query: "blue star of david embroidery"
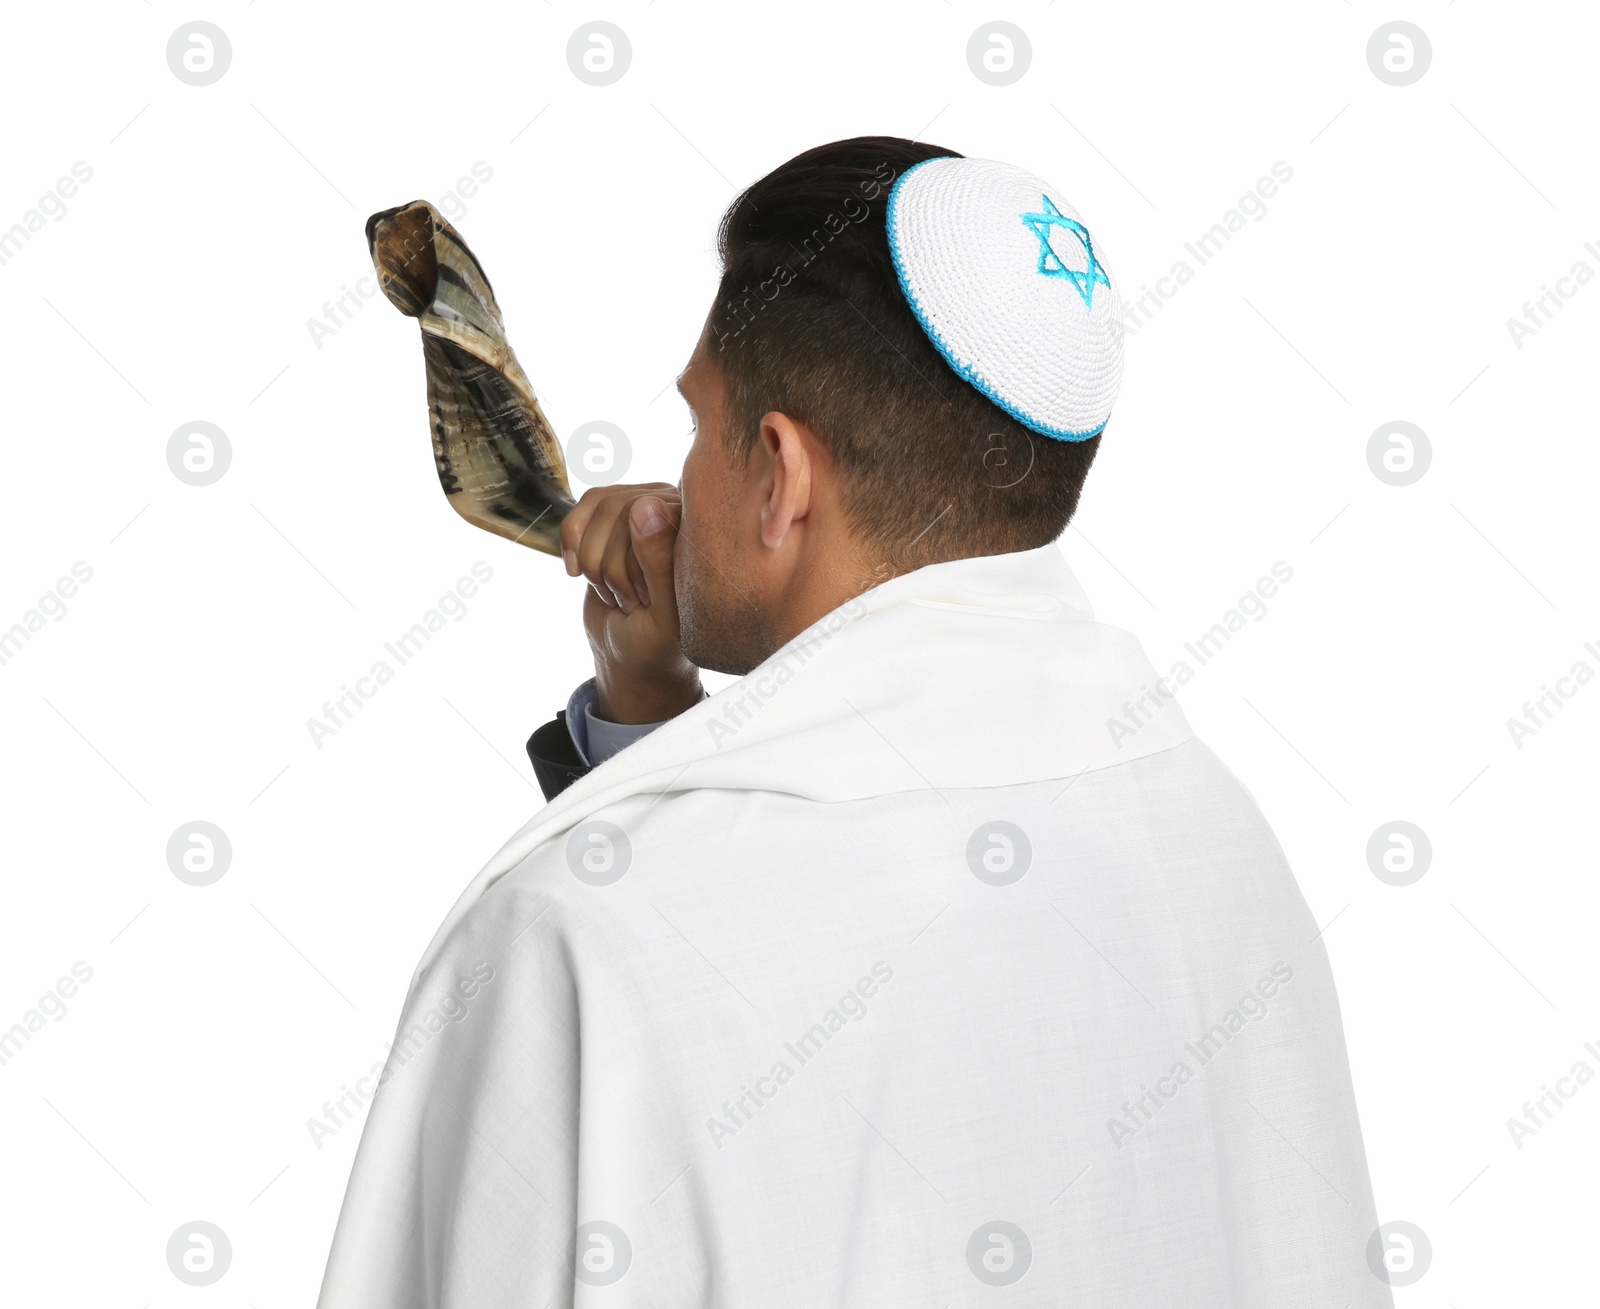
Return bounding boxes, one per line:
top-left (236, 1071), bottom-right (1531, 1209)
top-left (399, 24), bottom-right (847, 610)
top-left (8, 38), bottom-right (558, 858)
top-left (1020, 195), bottom-right (1110, 307)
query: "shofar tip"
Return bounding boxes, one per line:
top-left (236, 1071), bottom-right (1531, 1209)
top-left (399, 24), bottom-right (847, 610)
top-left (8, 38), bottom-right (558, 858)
top-left (367, 199), bottom-right (576, 556)
top-left (367, 201), bottom-right (439, 318)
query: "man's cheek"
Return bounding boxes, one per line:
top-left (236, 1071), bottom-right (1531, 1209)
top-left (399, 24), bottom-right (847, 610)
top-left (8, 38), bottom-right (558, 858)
top-left (677, 450), bottom-right (704, 535)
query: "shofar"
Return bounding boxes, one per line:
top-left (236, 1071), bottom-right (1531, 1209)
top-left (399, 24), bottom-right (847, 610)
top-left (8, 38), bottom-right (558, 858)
top-left (366, 200), bottom-right (574, 555)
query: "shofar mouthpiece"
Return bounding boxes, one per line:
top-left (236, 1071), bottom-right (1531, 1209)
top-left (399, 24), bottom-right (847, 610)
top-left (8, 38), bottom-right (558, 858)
top-left (366, 200), bottom-right (575, 555)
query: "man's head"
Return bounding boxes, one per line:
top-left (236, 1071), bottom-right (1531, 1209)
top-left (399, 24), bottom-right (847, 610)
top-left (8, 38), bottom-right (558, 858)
top-left (673, 136), bottom-right (1102, 675)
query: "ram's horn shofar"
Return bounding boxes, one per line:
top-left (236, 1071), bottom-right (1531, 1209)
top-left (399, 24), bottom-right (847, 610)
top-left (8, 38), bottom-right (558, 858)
top-left (366, 200), bottom-right (574, 555)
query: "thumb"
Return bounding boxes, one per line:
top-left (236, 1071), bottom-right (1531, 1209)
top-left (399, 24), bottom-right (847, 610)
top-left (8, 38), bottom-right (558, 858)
top-left (628, 495), bottom-right (678, 607)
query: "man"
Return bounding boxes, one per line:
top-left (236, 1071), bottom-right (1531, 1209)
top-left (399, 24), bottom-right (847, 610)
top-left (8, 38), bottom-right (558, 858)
top-left (319, 138), bottom-right (1391, 1307)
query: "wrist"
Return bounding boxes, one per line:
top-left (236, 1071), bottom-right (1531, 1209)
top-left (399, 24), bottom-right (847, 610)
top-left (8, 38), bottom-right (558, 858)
top-left (593, 660), bottom-right (703, 725)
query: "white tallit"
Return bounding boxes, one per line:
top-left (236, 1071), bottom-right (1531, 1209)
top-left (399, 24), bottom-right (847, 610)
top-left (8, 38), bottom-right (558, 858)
top-left (317, 542), bottom-right (1391, 1308)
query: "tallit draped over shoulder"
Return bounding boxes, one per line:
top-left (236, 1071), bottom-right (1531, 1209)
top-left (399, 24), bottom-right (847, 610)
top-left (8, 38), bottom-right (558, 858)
top-left (317, 544), bottom-right (1390, 1309)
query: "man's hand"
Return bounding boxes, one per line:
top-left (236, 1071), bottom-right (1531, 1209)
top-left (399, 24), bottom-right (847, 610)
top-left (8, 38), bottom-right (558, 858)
top-left (559, 483), bottom-right (704, 725)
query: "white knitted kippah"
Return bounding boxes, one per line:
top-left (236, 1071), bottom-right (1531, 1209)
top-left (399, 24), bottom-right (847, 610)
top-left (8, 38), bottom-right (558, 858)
top-left (886, 156), bottom-right (1123, 441)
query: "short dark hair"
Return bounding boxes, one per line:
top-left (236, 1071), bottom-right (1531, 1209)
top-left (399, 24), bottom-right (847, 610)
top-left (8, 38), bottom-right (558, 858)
top-left (710, 136), bottom-right (1100, 569)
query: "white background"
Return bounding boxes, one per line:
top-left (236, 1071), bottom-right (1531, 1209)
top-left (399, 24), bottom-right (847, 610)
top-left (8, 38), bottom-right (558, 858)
top-left (1, 1), bottom-right (1595, 1303)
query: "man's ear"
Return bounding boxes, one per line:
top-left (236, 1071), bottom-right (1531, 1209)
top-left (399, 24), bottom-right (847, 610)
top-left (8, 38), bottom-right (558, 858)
top-left (757, 410), bottom-right (813, 550)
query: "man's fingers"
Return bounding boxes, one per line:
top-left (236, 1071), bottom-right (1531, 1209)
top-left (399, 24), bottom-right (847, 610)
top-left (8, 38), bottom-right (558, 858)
top-left (562, 486), bottom-right (633, 578)
top-left (626, 541), bottom-right (651, 607)
top-left (599, 509), bottom-right (644, 613)
top-left (628, 496), bottom-right (679, 611)
top-left (559, 488), bottom-right (609, 576)
top-left (562, 484), bottom-right (677, 585)
top-left (573, 494), bottom-right (629, 605)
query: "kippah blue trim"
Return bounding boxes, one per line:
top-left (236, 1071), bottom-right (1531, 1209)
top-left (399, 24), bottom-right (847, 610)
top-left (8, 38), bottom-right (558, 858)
top-left (885, 157), bottom-right (1107, 444)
